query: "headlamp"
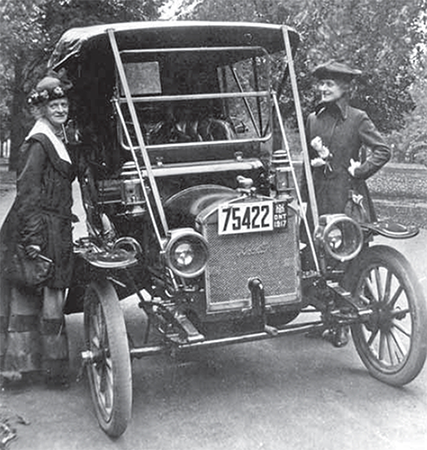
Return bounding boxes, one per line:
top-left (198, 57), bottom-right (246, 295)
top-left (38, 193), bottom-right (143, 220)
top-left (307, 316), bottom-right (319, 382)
top-left (164, 229), bottom-right (209, 278)
top-left (314, 214), bottom-right (363, 261)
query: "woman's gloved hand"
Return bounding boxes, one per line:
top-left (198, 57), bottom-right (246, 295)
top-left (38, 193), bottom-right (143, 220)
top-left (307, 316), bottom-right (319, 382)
top-left (25, 244), bottom-right (42, 259)
top-left (311, 136), bottom-right (330, 159)
top-left (348, 158), bottom-right (361, 177)
top-left (311, 157), bottom-right (326, 167)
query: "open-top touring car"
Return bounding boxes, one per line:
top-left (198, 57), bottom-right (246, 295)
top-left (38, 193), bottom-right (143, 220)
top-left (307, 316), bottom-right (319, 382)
top-left (48, 21), bottom-right (427, 437)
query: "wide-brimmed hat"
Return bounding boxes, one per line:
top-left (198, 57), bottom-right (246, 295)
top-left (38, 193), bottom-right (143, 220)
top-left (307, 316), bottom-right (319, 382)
top-left (27, 71), bottom-right (72, 106)
top-left (312, 60), bottom-right (362, 81)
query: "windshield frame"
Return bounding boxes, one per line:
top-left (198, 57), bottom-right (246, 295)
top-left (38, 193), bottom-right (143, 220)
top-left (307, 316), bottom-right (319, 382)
top-left (114, 45), bottom-right (274, 153)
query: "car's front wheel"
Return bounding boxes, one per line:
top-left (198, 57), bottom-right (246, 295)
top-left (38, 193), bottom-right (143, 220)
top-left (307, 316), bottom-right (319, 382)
top-left (346, 245), bottom-right (427, 386)
top-left (84, 280), bottom-right (132, 437)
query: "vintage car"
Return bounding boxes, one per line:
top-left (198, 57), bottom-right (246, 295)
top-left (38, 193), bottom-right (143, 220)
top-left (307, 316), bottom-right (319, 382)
top-left (48, 21), bottom-right (427, 437)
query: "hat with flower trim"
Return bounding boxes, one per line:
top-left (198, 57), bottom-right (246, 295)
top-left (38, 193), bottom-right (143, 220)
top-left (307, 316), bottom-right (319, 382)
top-left (312, 60), bottom-right (362, 81)
top-left (28, 71), bottom-right (72, 106)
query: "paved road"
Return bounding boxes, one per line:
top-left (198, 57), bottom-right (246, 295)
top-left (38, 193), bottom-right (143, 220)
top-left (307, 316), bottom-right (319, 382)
top-left (1, 168), bottom-right (427, 450)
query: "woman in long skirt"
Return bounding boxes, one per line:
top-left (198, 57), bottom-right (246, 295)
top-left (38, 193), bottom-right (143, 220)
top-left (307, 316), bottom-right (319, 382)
top-left (0, 73), bottom-right (75, 386)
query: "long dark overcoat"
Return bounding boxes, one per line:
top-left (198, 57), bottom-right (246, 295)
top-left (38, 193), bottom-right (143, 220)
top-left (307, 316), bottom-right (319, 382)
top-left (0, 133), bottom-right (75, 288)
top-left (302, 98), bottom-right (391, 221)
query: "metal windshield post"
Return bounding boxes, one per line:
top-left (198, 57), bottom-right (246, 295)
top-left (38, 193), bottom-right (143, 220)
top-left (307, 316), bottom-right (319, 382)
top-left (281, 27), bottom-right (319, 230)
top-left (114, 99), bottom-right (164, 246)
top-left (272, 93), bottom-right (320, 273)
top-left (107, 28), bottom-right (169, 246)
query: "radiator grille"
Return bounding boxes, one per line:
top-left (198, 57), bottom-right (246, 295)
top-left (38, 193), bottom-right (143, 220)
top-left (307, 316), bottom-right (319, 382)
top-left (203, 208), bottom-right (300, 313)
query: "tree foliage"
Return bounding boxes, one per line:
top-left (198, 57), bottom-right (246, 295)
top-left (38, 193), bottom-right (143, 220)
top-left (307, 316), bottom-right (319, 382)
top-left (162, 0), bottom-right (426, 135)
top-left (0, 0), bottom-right (163, 168)
top-left (1, 0), bottom-right (426, 167)
top-left (0, 0), bottom-right (46, 154)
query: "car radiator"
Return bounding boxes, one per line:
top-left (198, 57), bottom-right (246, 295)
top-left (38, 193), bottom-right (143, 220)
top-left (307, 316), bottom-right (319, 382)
top-left (202, 208), bottom-right (301, 314)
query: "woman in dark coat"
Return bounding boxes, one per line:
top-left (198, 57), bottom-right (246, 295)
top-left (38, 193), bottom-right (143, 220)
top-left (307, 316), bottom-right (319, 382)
top-left (0, 74), bottom-right (75, 386)
top-left (302, 60), bottom-right (391, 222)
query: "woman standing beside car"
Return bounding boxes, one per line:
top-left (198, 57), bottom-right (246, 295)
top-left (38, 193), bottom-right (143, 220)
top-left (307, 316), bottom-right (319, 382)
top-left (0, 73), bottom-right (76, 387)
top-left (303, 60), bottom-right (391, 222)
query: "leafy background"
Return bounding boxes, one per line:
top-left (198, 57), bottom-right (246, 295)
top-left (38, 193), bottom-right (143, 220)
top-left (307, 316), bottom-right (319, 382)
top-left (1, 0), bottom-right (426, 168)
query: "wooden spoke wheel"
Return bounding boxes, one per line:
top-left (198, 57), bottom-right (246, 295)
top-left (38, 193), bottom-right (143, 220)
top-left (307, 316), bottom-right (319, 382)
top-left (347, 246), bottom-right (427, 386)
top-left (84, 280), bottom-right (132, 437)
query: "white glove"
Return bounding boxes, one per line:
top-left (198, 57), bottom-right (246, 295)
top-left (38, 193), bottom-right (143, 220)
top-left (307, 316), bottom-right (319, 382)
top-left (348, 158), bottom-right (361, 177)
top-left (311, 137), bottom-right (330, 159)
top-left (311, 157), bottom-right (326, 167)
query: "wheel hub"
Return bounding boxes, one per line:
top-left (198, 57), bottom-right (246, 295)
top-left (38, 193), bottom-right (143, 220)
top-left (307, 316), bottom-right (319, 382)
top-left (81, 348), bottom-right (109, 365)
top-left (365, 303), bottom-right (394, 334)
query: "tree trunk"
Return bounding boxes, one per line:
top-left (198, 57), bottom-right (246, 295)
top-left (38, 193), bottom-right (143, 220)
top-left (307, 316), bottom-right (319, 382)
top-left (9, 56), bottom-right (28, 171)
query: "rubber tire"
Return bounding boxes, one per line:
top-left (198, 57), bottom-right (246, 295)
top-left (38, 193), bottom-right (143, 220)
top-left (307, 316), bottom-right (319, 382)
top-left (346, 245), bottom-right (427, 386)
top-left (84, 280), bottom-right (132, 437)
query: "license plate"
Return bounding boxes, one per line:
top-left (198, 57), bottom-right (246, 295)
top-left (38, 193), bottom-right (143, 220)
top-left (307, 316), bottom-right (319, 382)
top-left (218, 201), bottom-right (287, 235)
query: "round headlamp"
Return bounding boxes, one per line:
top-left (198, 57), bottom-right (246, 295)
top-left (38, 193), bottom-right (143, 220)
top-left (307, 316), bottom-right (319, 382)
top-left (164, 229), bottom-right (209, 278)
top-left (315, 214), bottom-right (363, 261)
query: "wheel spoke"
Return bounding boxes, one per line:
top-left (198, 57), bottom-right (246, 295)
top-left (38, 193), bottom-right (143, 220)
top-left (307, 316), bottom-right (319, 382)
top-left (386, 333), bottom-right (395, 366)
top-left (92, 309), bottom-right (101, 339)
top-left (100, 365), bottom-right (108, 393)
top-left (383, 270), bottom-right (392, 303)
top-left (99, 381), bottom-right (112, 415)
top-left (367, 327), bottom-right (379, 346)
top-left (90, 333), bottom-right (100, 349)
top-left (104, 356), bottom-right (113, 375)
top-left (105, 359), bottom-right (114, 405)
top-left (378, 330), bottom-right (386, 361)
top-left (90, 317), bottom-right (101, 349)
top-left (364, 274), bottom-right (378, 301)
top-left (391, 307), bottom-right (410, 319)
top-left (374, 267), bottom-right (383, 302)
top-left (392, 320), bottom-right (411, 338)
top-left (86, 297), bottom-right (114, 418)
top-left (95, 344), bottom-right (113, 416)
top-left (99, 312), bottom-right (107, 344)
top-left (389, 328), bottom-right (406, 363)
top-left (100, 360), bottom-right (113, 411)
top-left (388, 285), bottom-right (403, 308)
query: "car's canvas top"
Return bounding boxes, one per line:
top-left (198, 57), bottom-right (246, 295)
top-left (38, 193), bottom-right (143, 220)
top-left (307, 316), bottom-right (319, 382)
top-left (49, 21), bottom-right (299, 70)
